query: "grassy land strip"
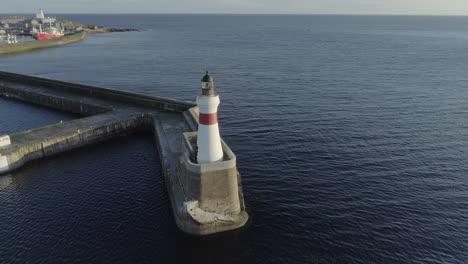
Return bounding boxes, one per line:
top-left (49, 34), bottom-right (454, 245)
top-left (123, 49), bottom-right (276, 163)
top-left (0, 31), bottom-right (86, 55)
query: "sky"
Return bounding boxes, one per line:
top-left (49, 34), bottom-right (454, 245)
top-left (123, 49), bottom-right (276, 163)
top-left (2, 0), bottom-right (468, 16)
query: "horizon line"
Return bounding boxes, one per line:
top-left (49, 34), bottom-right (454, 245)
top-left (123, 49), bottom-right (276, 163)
top-left (1, 12), bottom-right (468, 17)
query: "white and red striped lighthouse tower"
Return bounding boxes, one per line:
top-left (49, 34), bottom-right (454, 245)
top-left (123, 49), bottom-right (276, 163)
top-left (196, 72), bottom-right (224, 164)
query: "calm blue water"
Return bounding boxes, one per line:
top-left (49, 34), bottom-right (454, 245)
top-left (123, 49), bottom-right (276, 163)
top-left (1, 15), bottom-right (468, 263)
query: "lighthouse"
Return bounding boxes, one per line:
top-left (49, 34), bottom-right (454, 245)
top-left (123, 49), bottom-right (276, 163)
top-left (196, 72), bottom-right (224, 164)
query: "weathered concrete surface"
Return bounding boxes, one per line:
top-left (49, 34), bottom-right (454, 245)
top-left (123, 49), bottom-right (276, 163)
top-left (0, 31), bottom-right (86, 55)
top-left (0, 111), bottom-right (149, 173)
top-left (0, 71), bottom-right (248, 235)
top-left (178, 131), bottom-right (248, 234)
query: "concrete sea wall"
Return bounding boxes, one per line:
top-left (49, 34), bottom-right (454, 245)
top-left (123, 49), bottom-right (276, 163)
top-left (0, 31), bottom-right (86, 55)
top-left (2, 114), bottom-right (149, 173)
top-left (0, 71), bottom-right (195, 112)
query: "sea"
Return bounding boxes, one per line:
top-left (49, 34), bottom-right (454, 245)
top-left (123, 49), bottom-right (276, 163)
top-left (0, 14), bottom-right (467, 264)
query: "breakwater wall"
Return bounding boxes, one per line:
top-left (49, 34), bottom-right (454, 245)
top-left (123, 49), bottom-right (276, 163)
top-left (0, 31), bottom-right (86, 55)
top-left (0, 71), bottom-right (248, 235)
top-left (0, 71), bottom-right (195, 112)
top-left (2, 113), bottom-right (150, 173)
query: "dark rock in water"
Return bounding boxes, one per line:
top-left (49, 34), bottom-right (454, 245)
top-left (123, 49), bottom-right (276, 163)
top-left (106, 28), bottom-right (140, 32)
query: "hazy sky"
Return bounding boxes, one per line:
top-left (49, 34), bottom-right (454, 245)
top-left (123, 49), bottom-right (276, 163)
top-left (2, 0), bottom-right (468, 15)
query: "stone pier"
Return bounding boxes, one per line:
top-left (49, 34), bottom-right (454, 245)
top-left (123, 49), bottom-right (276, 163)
top-left (0, 71), bottom-right (248, 235)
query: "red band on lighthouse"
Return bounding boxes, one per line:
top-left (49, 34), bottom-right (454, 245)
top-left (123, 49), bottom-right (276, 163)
top-left (199, 113), bottom-right (218, 125)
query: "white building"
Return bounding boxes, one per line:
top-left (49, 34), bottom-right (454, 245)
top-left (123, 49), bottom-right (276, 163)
top-left (36, 9), bottom-right (45, 19)
top-left (36, 9), bottom-right (56, 24)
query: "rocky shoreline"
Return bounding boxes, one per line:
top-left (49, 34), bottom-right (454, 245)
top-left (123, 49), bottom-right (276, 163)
top-left (87, 28), bottom-right (140, 34)
top-left (57, 20), bottom-right (139, 34)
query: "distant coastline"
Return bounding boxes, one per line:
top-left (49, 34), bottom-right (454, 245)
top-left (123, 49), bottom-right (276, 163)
top-left (0, 10), bottom-right (139, 55)
top-left (57, 19), bottom-right (139, 34)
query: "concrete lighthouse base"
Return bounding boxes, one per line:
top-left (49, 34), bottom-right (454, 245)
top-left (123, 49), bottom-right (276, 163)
top-left (177, 131), bottom-right (249, 234)
top-left (164, 108), bottom-right (249, 235)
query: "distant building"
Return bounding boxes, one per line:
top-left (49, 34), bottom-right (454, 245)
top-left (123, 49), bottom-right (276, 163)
top-left (36, 9), bottom-right (45, 20)
top-left (43, 17), bottom-right (56, 24)
top-left (35, 9), bottom-right (56, 24)
top-left (0, 16), bottom-right (28, 24)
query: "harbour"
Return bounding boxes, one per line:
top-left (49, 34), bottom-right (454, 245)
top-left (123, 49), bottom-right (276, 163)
top-left (1, 14), bottom-right (467, 263)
